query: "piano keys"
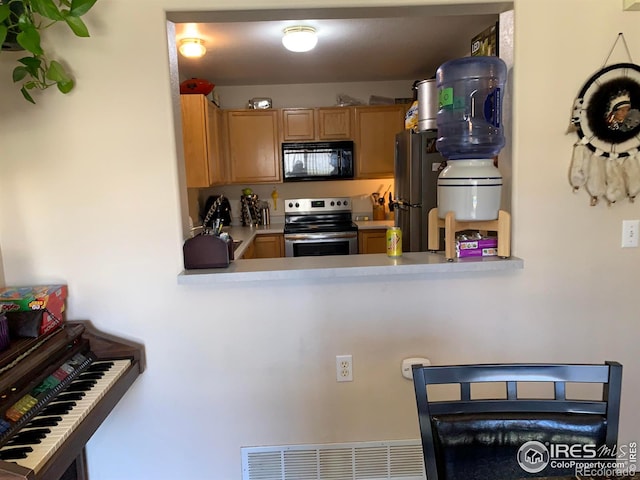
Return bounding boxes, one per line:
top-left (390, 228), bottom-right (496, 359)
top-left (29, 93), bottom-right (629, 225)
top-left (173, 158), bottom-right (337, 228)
top-left (0, 321), bottom-right (145, 480)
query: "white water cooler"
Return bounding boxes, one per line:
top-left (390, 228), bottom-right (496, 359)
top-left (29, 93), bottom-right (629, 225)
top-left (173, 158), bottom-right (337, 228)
top-left (437, 159), bottom-right (502, 221)
top-left (435, 56), bottom-right (507, 221)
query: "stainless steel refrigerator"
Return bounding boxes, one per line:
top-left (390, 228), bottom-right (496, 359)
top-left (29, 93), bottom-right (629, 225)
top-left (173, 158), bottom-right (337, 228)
top-left (393, 130), bottom-right (446, 252)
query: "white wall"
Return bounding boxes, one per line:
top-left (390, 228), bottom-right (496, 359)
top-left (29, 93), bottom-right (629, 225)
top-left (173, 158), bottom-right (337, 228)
top-left (1, 1), bottom-right (639, 480)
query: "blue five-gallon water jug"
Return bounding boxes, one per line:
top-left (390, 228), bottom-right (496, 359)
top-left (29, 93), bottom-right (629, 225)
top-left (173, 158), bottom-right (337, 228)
top-left (435, 56), bottom-right (507, 160)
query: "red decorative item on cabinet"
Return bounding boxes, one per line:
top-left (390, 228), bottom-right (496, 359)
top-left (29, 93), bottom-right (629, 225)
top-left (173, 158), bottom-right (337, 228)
top-left (180, 78), bottom-right (215, 95)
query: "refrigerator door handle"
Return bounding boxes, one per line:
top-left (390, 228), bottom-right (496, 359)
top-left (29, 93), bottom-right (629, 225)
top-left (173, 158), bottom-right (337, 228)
top-left (392, 199), bottom-right (422, 210)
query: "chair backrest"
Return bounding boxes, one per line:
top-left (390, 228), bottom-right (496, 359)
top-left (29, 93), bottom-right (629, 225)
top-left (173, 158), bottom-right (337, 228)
top-left (412, 362), bottom-right (622, 480)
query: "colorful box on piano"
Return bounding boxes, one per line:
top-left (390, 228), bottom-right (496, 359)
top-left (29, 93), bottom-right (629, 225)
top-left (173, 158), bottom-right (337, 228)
top-left (0, 285), bottom-right (67, 336)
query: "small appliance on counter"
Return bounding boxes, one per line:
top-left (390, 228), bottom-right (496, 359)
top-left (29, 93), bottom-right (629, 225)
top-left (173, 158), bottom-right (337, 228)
top-left (183, 234), bottom-right (233, 269)
top-left (184, 196), bottom-right (234, 269)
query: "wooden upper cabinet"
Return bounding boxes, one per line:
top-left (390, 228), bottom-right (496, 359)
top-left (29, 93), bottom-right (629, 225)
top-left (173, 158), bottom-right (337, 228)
top-left (225, 109), bottom-right (281, 184)
top-left (281, 108), bottom-right (315, 141)
top-left (317, 107), bottom-right (352, 140)
top-left (281, 107), bottom-right (353, 142)
top-left (209, 103), bottom-right (226, 183)
top-left (180, 94), bottom-right (225, 188)
top-left (354, 105), bottom-right (406, 178)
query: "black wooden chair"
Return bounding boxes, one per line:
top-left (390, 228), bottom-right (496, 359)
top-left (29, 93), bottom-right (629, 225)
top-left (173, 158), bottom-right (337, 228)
top-left (412, 362), bottom-right (622, 480)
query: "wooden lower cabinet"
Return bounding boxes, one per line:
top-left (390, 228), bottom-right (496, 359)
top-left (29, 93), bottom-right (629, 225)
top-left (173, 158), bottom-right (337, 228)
top-left (241, 240), bottom-right (255, 260)
top-left (358, 229), bottom-right (387, 254)
top-left (253, 234), bottom-right (284, 258)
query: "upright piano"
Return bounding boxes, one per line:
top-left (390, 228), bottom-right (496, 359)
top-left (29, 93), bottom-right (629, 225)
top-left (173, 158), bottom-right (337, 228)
top-left (0, 321), bottom-right (145, 480)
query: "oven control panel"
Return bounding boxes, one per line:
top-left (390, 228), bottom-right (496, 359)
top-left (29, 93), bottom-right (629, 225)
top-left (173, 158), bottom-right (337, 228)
top-left (285, 197), bottom-right (351, 214)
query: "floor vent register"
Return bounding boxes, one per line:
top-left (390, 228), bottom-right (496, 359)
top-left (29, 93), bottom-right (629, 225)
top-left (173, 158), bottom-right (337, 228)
top-left (241, 439), bottom-right (425, 480)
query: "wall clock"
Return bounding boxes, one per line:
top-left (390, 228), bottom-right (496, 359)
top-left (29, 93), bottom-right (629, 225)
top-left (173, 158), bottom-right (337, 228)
top-left (570, 62), bottom-right (640, 205)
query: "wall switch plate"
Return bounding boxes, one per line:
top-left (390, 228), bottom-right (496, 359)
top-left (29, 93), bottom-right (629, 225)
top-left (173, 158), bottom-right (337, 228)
top-left (336, 354), bottom-right (353, 382)
top-left (622, 220), bottom-right (640, 248)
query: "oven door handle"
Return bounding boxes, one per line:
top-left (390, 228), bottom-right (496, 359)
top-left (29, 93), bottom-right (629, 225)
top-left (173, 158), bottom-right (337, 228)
top-left (285, 232), bottom-right (358, 241)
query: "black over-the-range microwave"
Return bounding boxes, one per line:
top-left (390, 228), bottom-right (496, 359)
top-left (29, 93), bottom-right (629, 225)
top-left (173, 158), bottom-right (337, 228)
top-left (282, 141), bottom-right (354, 182)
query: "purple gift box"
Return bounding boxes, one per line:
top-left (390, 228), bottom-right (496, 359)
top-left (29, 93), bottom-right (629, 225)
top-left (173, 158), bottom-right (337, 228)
top-left (456, 237), bottom-right (498, 258)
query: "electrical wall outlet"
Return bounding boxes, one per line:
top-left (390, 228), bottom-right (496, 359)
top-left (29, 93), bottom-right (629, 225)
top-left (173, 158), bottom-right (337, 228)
top-left (336, 354), bottom-right (353, 382)
top-left (622, 220), bottom-right (640, 248)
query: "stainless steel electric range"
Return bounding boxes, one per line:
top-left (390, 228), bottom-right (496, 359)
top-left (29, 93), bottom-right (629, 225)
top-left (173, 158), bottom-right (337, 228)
top-left (283, 197), bottom-right (358, 257)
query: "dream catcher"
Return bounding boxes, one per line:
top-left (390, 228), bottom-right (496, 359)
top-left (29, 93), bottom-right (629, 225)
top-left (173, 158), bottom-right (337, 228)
top-left (569, 33), bottom-right (640, 206)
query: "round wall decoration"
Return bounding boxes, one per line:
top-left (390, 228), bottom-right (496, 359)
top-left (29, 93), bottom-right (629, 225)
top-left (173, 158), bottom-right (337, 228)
top-left (569, 62), bottom-right (640, 205)
top-left (572, 63), bottom-right (640, 156)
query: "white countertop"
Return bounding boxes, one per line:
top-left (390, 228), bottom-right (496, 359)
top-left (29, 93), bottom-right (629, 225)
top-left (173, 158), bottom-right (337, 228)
top-left (179, 222), bottom-right (524, 284)
top-left (178, 251), bottom-right (523, 284)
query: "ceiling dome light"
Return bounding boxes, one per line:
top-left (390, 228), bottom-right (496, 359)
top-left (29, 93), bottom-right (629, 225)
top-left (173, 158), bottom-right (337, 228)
top-left (282, 26), bottom-right (318, 53)
top-left (179, 38), bottom-right (206, 58)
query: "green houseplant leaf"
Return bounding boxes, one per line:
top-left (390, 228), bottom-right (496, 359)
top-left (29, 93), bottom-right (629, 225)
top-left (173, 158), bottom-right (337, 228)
top-left (29, 0), bottom-right (63, 21)
top-left (0, 3), bottom-right (10, 22)
top-left (1, 0), bottom-right (98, 103)
top-left (61, 12), bottom-right (89, 37)
top-left (46, 60), bottom-right (73, 93)
top-left (17, 56), bottom-right (42, 75)
top-left (16, 27), bottom-right (43, 55)
top-left (13, 66), bottom-right (30, 82)
top-left (21, 84), bottom-right (36, 104)
top-left (0, 24), bottom-right (7, 47)
top-left (70, 0), bottom-right (97, 17)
